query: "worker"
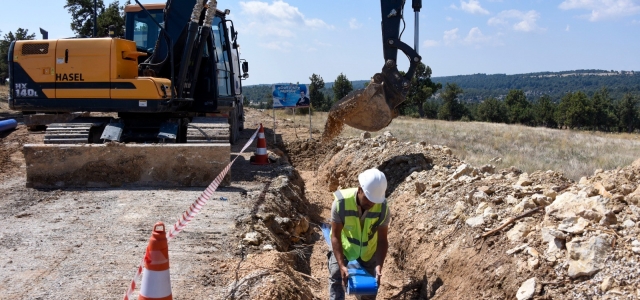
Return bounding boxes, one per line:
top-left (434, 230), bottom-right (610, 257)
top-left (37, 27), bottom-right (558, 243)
top-left (328, 168), bottom-right (391, 300)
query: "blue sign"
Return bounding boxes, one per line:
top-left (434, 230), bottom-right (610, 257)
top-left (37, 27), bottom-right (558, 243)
top-left (272, 84), bottom-right (310, 108)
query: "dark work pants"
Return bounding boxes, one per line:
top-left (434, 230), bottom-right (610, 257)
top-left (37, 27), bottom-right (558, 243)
top-left (327, 251), bottom-right (378, 300)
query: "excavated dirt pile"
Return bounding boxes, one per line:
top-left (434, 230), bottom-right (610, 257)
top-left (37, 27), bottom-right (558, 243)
top-left (281, 131), bottom-right (640, 299)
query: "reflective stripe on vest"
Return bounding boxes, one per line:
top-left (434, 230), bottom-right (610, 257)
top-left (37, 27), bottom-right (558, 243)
top-left (331, 188), bottom-right (388, 262)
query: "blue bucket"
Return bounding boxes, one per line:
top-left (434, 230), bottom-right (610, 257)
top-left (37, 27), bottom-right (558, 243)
top-left (321, 223), bottom-right (379, 296)
top-left (0, 119), bottom-right (17, 132)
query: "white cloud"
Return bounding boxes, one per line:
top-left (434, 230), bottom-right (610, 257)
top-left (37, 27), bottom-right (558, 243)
top-left (633, 19), bottom-right (640, 24)
top-left (488, 10), bottom-right (543, 32)
top-left (259, 41), bottom-right (293, 51)
top-left (463, 27), bottom-right (491, 45)
top-left (349, 18), bottom-right (362, 29)
top-left (566, 25), bottom-right (571, 31)
top-left (446, 16), bottom-right (454, 21)
top-left (239, 1), bottom-right (333, 37)
top-left (452, 0), bottom-right (490, 14)
top-left (559, 0), bottom-right (640, 21)
top-left (444, 28), bottom-right (460, 45)
top-left (423, 40), bottom-right (440, 48)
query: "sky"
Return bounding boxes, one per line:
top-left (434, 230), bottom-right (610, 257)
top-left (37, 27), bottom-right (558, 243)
top-left (2, 0), bottom-right (640, 85)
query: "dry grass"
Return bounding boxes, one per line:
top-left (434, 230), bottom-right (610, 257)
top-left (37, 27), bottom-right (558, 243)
top-left (269, 109), bottom-right (640, 180)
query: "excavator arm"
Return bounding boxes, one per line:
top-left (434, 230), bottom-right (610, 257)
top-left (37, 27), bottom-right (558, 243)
top-left (322, 0), bottom-right (423, 141)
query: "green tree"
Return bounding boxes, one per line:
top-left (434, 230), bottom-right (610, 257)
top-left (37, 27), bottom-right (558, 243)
top-left (332, 73), bottom-right (353, 102)
top-left (97, 0), bottom-right (127, 37)
top-left (309, 73), bottom-right (328, 111)
top-left (616, 93), bottom-right (639, 132)
top-left (401, 63), bottom-right (442, 117)
top-left (437, 83), bottom-right (466, 121)
top-left (66, 0), bottom-right (126, 37)
top-left (0, 28), bottom-right (36, 83)
top-left (591, 87), bottom-right (617, 131)
top-left (533, 95), bottom-right (557, 128)
top-left (504, 89), bottom-right (533, 124)
top-left (66, 0), bottom-right (106, 36)
top-left (476, 97), bottom-right (507, 123)
top-left (556, 91), bottom-right (592, 129)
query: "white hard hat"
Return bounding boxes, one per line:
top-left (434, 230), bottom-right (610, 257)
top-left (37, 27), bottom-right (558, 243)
top-left (358, 168), bottom-right (387, 204)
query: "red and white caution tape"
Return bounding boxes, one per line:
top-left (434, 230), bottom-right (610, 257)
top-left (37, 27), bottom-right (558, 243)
top-left (123, 126), bottom-right (260, 300)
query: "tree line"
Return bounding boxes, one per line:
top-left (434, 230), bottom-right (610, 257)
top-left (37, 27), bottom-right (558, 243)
top-left (243, 63), bottom-right (640, 133)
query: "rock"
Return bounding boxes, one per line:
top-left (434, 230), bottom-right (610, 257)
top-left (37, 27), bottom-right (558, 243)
top-left (527, 258), bottom-right (540, 270)
top-left (465, 215), bottom-right (484, 228)
top-left (599, 211), bottom-right (617, 226)
top-left (579, 177), bottom-right (589, 185)
top-left (577, 209), bottom-right (603, 222)
top-left (623, 219), bottom-right (636, 228)
top-left (483, 207), bottom-right (497, 219)
top-left (516, 277), bottom-right (537, 300)
top-left (513, 198), bottom-right (536, 214)
top-left (566, 235), bottom-right (612, 278)
top-left (627, 186), bottom-right (640, 205)
top-left (472, 191), bottom-right (489, 202)
top-left (480, 164), bottom-right (496, 174)
top-left (506, 243), bottom-right (529, 255)
top-left (630, 205), bottom-right (640, 221)
top-left (478, 185), bottom-right (495, 195)
top-left (620, 184), bottom-right (635, 195)
top-left (452, 164), bottom-right (473, 179)
top-left (601, 276), bottom-right (613, 292)
top-left (505, 195), bottom-right (519, 205)
top-left (545, 192), bottom-right (608, 221)
top-left (527, 247), bottom-right (540, 258)
top-left (414, 181), bottom-right (426, 195)
top-left (243, 232), bottom-right (262, 246)
top-left (603, 180), bottom-right (616, 191)
top-left (541, 227), bottom-right (566, 255)
top-left (516, 173), bottom-right (533, 186)
top-left (294, 217), bottom-right (310, 236)
top-left (558, 217), bottom-right (590, 234)
top-left (633, 247), bottom-right (640, 254)
top-left (442, 147), bottom-right (452, 155)
top-left (262, 244), bottom-right (275, 250)
top-left (507, 222), bottom-right (531, 242)
top-left (475, 202), bottom-right (488, 214)
top-left (383, 131), bottom-right (396, 142)
top-left (593, 182), bottom-right (613, 198)
top-left (531, 194), bottom-right (551, 206)
top-left (447, 201), bottom-right (466, 224)
top-left (543, 189), bottom-right (557, 200)
top-left (360, 132), bottom-right (371, 139)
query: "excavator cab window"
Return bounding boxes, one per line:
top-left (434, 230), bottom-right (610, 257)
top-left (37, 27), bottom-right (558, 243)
top-left (211, 17), bottom-right (231, 97)
top-left (128, 10), bottom-right (164, 53)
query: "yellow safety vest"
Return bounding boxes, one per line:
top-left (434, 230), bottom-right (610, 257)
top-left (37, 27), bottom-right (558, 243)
top-left (331, 188), bottom-right (388, 262)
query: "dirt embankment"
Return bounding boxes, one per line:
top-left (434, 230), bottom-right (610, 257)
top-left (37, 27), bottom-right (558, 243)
top-left (271, 131), bottom-right (640, 299)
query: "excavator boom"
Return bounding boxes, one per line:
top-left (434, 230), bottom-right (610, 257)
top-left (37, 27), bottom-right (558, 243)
top-left (323, 0), bottom-right (422, 141)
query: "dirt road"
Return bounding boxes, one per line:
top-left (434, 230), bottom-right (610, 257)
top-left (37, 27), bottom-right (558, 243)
top-left (0, 105), bottom-right (294, 299)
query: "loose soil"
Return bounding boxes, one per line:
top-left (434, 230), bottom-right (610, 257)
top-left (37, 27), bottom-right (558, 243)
top-left (2, 98), bottom-right (640, 299)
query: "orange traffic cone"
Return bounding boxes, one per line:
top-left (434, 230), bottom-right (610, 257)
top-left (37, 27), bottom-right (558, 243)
top-left (139, 222), bottom-right (172, 300)
top-left (250, 123), bottom-right (270, 165)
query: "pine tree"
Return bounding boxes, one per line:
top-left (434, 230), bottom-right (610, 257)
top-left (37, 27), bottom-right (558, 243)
top-left (332, 73), bottom-right (353, 103)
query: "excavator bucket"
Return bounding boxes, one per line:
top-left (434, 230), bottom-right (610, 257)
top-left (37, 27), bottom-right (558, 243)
top-left (23, 143), bottom-right (231, 188)
top-left (322, 69), bottom-right (406, 141)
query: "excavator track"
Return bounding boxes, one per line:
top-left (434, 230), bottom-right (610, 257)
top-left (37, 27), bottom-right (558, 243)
top-left (43, 123), bottom-right (93, 144)
top-left (186, 117), bottom-right (230, 143)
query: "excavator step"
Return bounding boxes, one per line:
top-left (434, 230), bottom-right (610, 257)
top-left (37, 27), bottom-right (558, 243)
top-left (23, 143), bottom-right (231, 188)
top-left (186, 117), bottom-right (230, 143)
top-left (43, 123), bottom-right (93, 144)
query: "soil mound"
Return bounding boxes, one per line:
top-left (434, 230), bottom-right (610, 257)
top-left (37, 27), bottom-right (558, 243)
top-left (303, 131), bottom-right (640, 299)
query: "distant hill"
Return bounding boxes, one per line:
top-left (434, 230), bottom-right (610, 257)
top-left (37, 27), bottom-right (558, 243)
top-left (242, 69), bottom-right (640, 104)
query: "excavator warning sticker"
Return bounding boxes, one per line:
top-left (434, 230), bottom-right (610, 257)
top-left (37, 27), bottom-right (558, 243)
top-left (14, 83), bottom-right (39, 97)
top-left (139, 100), bottom-right (147, 107)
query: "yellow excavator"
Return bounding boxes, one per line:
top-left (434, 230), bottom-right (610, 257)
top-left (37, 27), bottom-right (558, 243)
top-left (7, 0), bottom-right (422, 188)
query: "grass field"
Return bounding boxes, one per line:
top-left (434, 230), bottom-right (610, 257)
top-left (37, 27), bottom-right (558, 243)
top-left (273, 109), bottom-right (640, 181)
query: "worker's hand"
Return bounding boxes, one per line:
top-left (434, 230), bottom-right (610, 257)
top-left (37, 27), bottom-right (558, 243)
top-left (340, 265), bottom-right (349, 287)
top-left (375, 265), bottom-right (382, 286)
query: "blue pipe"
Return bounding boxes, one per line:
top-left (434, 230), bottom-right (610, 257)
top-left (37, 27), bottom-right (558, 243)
top-left (0, 119), bottom-right (18, 132)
